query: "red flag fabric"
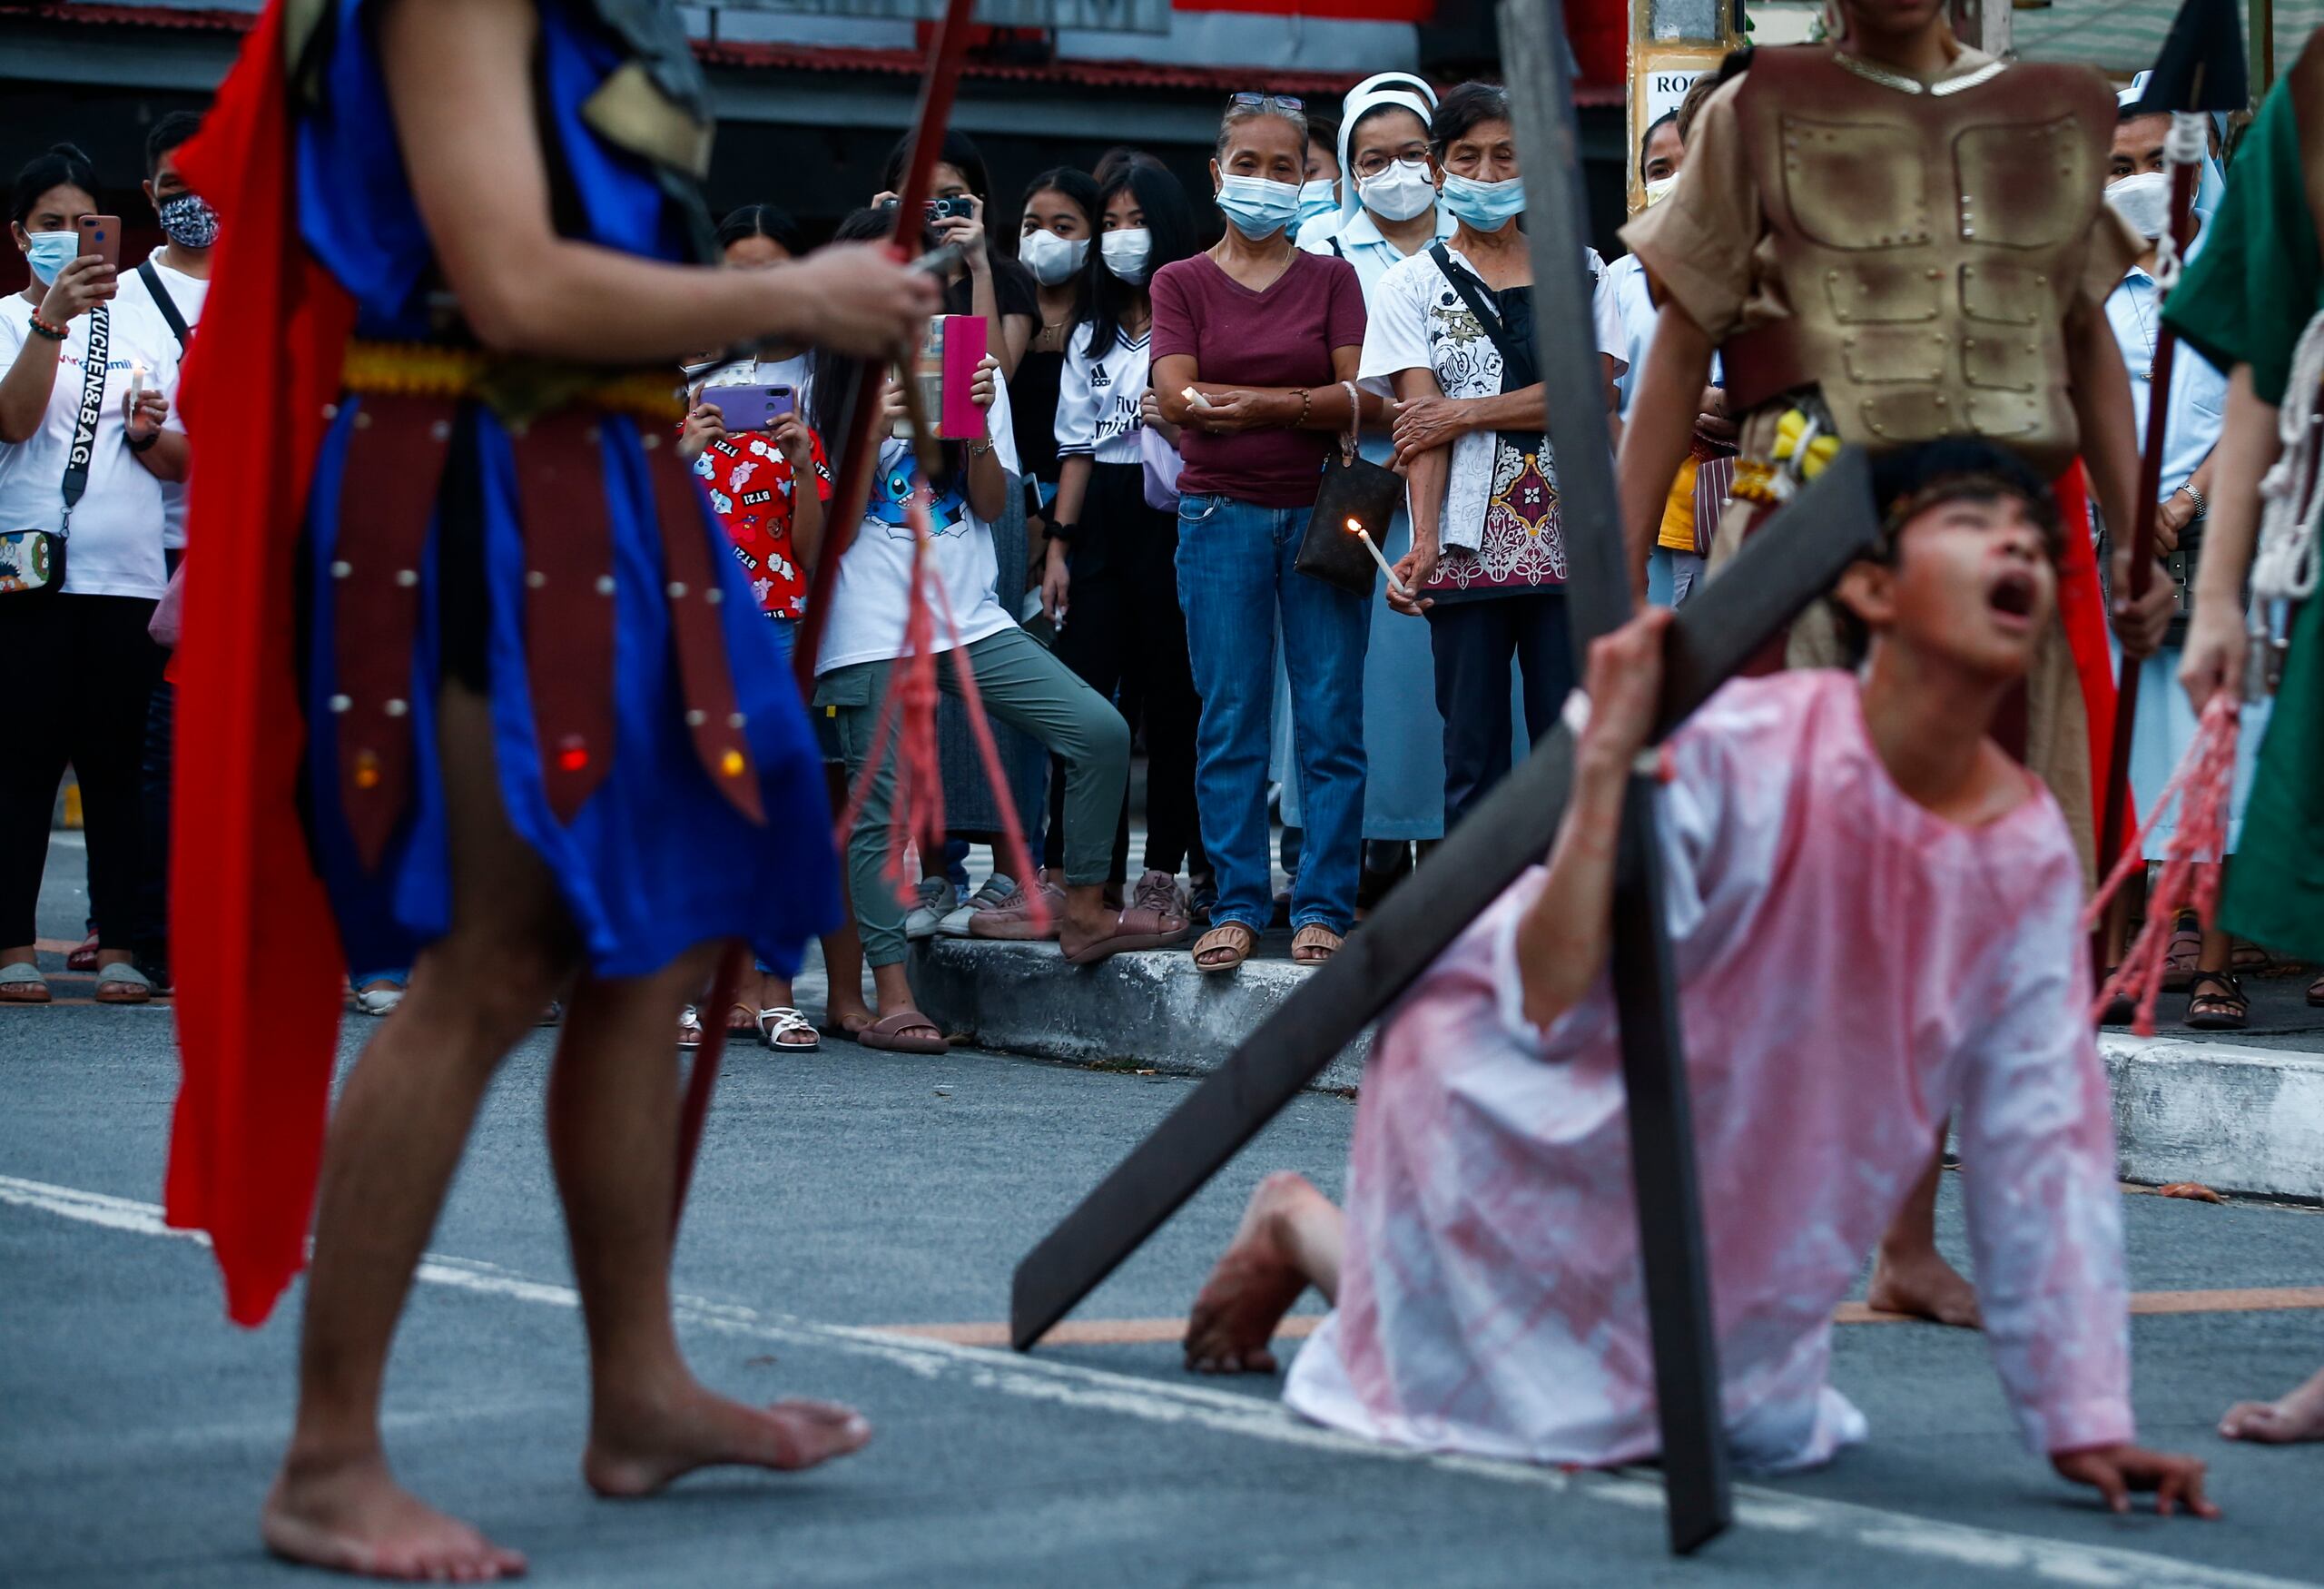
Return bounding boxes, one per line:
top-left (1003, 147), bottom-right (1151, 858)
top-left (162, 1), bottom-right (360, 1327)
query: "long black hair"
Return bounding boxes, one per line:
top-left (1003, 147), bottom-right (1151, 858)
top-left (1086, 159), bottom-right (1196, 360)
top-left (881, 127), bottom-right (1009, 282)
top-left (714, 202), bottom-right (804, 259)
top-left (1017, 165), bottom-right (1098, 327)
top-left (813, 206), bottom-right (968, 495)
top-left (11, 143), bottom-right (97, 229)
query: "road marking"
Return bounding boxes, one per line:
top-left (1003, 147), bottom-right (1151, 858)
top-left (0, 1172), bottom-right (2300, 1589)
top-left (878, 1288), bottom-right (2324, 1348)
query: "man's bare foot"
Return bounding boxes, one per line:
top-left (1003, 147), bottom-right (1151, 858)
top-left (1184, 1172), bottom-right (1322, 1375)
top-left (583, 1382), bottom-right (872, 1497)
top-left (261, 1450), bottom-right (527, 1581)
top-left (1866, 1244), bottom-right (1982, 1328)
top-left (2221, 1367), bottom-right (2324, 1443)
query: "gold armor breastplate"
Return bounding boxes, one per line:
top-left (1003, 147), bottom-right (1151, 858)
top-left (1722, 47), bottom-right (2118, 477)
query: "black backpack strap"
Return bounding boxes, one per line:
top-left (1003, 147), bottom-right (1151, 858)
top-left (1429, 242), bottom-right (1520, 365)
top-left (137, 259), bottom-right (192, 349)
top-left (1327, 235), bottom-right (1344, 259)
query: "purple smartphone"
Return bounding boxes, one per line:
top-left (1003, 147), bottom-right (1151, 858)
top-left (704, 384), bottom-right (795, 433)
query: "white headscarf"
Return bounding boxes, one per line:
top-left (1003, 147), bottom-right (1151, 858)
top-left (1333, 75), bottom-right (1442, 232)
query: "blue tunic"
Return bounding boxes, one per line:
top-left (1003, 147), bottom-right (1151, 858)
top-left (296, 0), bottom-right (838, 979)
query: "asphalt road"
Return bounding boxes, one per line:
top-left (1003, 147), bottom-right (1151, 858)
top-left (6, 836), bottom-right (2324, 1587)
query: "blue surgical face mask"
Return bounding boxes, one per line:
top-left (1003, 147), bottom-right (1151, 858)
top-left (21, 228), bottom-right (76, 287)
top-left (1438, 172), bottom-right (1525, 232)
top-left (1215, 174), bottom-right (1303, 241)
top-left (2192, 153), bottom-right (2227, 222)
top-left (1296, 178), bottom-right (1339, 230)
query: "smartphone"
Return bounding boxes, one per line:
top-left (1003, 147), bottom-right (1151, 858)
top-left (76, 214), bottom-right (122, 271)
top-left (893, 316), bottom-right (989, 442)
top-left (704, 384), bottom-right (794, 433)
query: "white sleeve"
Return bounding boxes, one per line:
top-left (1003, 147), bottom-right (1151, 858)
top-left (1955, 845), bottom-right (2135, 1456)
top-left (1591, 252), bottom-right (1630, 371)
top-left (1054, 329), bottom-right (1098, 459)
top-left (0, 309), bottom-right (29, 382)
top-left (983, 364), bottom-right (1020, 478)
top-left (1359, 262), bottom-right (1433, 385)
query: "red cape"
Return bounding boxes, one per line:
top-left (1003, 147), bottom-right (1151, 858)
top-left (163, 1), bottom-right (359, 1327)
top-left (2052, 461), bottom-right (2129, 858)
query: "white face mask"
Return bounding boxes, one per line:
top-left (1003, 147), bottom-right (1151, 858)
top-left (1101, 227), bottom-right (1153, 284)
top-left (1019, 227), bottom-right (1089, 287)
top-left (2104, 171), bottom-right (2172, 241)
top-left (1357, 160), bottom-right (1435, 223)
top-left (1641, 173), bottom-right (1680, 207)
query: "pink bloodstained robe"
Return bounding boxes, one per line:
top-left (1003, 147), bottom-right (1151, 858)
top-left (1284, 671), bottom-right (2132, 1471)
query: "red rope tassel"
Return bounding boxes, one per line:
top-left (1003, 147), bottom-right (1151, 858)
top-left (832, 486), bottom-right (1050, 936)
top-left (2083, 693), bottom-right (2240, 1034)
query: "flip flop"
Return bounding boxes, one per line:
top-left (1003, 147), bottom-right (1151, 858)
top-left (1062, 905), bottom-right (1190, 966)
top-left (94, 963), bottom-right (153, 1005)
top-left (1191, 923), bottom-right (1258, 976)
top-left (856, 1011), bottom-right (947, 1054)
top-left (757, 1005), bottom-right (822, 1051)
top-left (0, 962), bottom-right (51, 1004)
top-left (1291, 924), bottom-right (1344, 966)
top-left (677, 1004), bottom-right (704, 1051)
top-left (66, 932), bottom-right (99, 972)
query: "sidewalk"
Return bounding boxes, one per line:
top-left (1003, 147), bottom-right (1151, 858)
top-left (899, 933), bottom-right (2324, 1202)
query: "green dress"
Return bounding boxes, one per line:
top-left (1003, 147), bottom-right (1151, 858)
top-left (2164, 76), bottom-right (2324, 960)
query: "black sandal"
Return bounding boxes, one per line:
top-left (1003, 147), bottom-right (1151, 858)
top-left (2185, 970), bottom-right (2249, 1031)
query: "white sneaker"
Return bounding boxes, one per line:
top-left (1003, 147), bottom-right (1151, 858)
top-left (352, 980), bottom-right (405, 1017)
top-left (938, 873), bottom-right (1019, 937)
top-left (904, 877), bottom-right (959, 941)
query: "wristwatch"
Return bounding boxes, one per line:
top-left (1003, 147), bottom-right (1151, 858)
top-left (967, 438), bottom-right (995, 459)
top-left (2176, 484), bottom-right (2207, 517)
top-left (1044, 519), bottom-right (1078, 544)
top-left (127, 429), bottom-right (160, 455)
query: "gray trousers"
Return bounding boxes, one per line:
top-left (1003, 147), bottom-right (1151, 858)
top-left (814, 626), bottom-right (1130, 966)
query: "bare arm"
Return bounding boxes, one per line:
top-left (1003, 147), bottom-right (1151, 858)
top-left (0, 258), bottom-right (115, 444)
top-left (1614, 301), bottom-right (1715, 603)
top-left (127, 390), bottom-right (188, 482)
top-left (2179, 364), bottom-right (2280, 709)
top-left (2067, 301), bottom-right (2171, 658)
top-left (379, 0), bottom-right (936, 363)
top-left (1160, 348), bottom-right (1377, 435)
top-left (1511, 608), bottom-right (1673, 1030)
top-left (1387, 366), bottom-right (1447, 616)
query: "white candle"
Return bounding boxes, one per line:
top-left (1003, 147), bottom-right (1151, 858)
top-left (129, 360), bottom-right (145, 404)
top-left (1180, 386), bottom-right (1215, 411)
top-left (1347, 518), bottom-right (1413, 597)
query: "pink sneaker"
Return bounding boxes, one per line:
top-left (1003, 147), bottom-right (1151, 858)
top-left (967, 869), bottom-right (1066, 941)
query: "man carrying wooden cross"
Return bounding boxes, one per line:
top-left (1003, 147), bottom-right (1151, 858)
top-left (1181, 440), bottom-right (2213, 1515)
top-left (1612, 0), bottom-right (2177, 1327)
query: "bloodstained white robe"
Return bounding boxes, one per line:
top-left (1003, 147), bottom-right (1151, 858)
top-left (1285, 671), bottom-right (2132, 1471)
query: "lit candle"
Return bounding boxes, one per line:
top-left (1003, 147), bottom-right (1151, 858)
top-left (1347, 518), bottom-right (1413, 597)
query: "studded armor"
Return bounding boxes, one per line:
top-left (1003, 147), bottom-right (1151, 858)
top-left (1719, 46), bottom-right (2122, 478)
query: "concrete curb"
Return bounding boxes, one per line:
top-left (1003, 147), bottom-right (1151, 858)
top-left (910, 939), bottom-right (2324, 1202)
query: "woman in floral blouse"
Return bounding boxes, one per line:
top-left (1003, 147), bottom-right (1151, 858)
top-left (1362, 84), bottom-right (1623, 828)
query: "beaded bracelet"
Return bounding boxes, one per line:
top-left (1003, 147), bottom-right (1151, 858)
top-left (26, 311), bottom-right (66, 342)
top-left (1292, 387), bottom-right (1312, 428)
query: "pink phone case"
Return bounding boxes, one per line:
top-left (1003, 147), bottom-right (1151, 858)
top-left (938, 315), bottom-right (988, 440)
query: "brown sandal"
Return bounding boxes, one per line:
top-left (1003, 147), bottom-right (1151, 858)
top-left (1192, 923), bottom-right (1258, 975)
top-left (2185, 970), bottom-right (2249, 1031)
top-left (857, 1010), bottom-right (949, 1054)
top-left (1290, 924), bottom-right (1344, 966)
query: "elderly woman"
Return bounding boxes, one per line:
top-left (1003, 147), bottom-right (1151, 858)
top-left (1153, 94), bottom-right (1374, 973)
top-left (1365, 83), bottom-right (1622, 829)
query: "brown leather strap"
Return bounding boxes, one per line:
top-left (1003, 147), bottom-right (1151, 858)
top-left (332, 393), bottom-right (456, 871)
top-left (645, 432), bottom-right (766, 824)
top-left (1718, 321), bottom-right (1814, 419)
top-left (511, 410), bottom-right (618, 823)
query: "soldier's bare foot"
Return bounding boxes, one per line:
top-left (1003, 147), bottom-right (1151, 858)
top-left (2221, 1367), bottom-right (2324, 1443)
top-left (1184, 1172), bottom-right (1324, 1375)
top-left (1867, 1244), bottom-right (1982, 1328)
top-left (261, 1451), bottom-right (527, 1580)
top-left (583, 1381), bottom-right (872, 1496)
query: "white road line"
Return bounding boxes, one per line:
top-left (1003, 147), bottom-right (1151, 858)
top-left (0, 1172), bottom-right (2297, 1589)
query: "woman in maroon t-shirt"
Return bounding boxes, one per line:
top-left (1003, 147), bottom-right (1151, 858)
top-left (1152, 96), bottom-right (1377, 974)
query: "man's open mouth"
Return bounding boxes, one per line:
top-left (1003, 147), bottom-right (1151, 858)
top-left (1987, 569), bottom-right (2038, 619)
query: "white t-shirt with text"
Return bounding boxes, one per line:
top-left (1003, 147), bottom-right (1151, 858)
top-left (117, 255), bottom-right (209, 551)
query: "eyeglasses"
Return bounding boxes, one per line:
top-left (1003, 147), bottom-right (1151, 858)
top-left (1227, 92), bottom-right (1305, 115)
top-left (1352, 147), bottom-right (1432, 178)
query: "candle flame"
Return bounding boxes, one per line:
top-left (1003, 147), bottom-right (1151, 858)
top-left (1346, 518), bottom-right (1363, 534)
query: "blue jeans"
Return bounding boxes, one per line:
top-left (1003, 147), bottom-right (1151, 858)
top-left (1175, 493), bottom-right (1368, 933)
top-left (1647, 547), bottom-right (1705, 607)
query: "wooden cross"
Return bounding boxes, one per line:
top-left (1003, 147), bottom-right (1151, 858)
top-left (1009, 0), bottom-right (1881, 1554)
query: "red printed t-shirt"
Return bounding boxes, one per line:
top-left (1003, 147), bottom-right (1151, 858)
top-left (692, 428), bottom-right (832, 620)
top-left (1149, 250), bottom-right (1367, 508)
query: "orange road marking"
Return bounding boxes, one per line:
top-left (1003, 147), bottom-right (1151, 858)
top-left (883, 1288), bottom-right (2324, 1349)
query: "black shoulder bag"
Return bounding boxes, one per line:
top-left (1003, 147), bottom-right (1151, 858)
top-left (1296, 379), bottom-right (1407, 597)
top-left (0, 302), bottom-right (108, 597)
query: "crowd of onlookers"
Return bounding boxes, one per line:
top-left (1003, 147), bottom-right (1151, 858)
top-left (0, 68), bottom-right (2288, 1050)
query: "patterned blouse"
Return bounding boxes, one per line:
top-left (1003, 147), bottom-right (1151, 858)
top-left (690, 426), bottom-right (832, 621)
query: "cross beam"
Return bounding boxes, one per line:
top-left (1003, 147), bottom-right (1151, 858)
top-left (1498, 0), bottom-right (1730, 1549)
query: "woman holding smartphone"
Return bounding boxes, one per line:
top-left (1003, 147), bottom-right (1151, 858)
top-left (672, 205), bottom-right (842, 1052)
top-left (1012, 167), bottom-right (1098, 555)
top-left (0, 144), bottom-right (185, 1009)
